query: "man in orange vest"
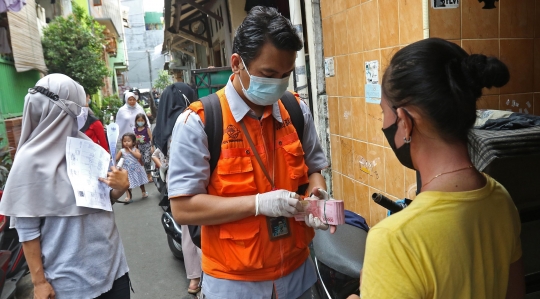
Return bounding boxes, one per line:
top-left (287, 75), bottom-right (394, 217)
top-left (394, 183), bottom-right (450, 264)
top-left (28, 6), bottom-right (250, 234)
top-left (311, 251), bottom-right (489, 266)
top-left (168, 6), bottom-right (330, 298)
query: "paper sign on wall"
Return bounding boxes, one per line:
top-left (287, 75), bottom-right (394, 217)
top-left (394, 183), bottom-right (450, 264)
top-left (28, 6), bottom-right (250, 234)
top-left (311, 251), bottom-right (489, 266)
top-left (325, 57), bottom-right (335, 77)
top-left (365, 83), bottom-right (382, 104)
top-left (365, 83), bottom-right (381, 98)
top-left (365, 60), bottom-right (381, 104)
top-left (432, 0), bottom-right (459, 9)
top-left (365, 60), bottom-right (379, 84)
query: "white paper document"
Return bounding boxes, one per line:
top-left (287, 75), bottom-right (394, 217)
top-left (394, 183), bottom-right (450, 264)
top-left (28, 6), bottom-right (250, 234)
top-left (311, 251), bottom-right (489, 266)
top-left (66, 137), bottom-right (112, 211)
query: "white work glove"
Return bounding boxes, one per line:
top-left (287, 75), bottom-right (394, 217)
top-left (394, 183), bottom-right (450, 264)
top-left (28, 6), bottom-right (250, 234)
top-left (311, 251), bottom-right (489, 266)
top-left (255, 189), bottom-right (302, 218)
top-left (304, 213), bottom-right (329, 230)
top-left (303, 188), bottom-right (330, 230)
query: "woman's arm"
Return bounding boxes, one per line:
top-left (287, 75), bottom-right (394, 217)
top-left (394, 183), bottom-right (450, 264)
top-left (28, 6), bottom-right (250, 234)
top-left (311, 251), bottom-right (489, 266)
top-left (147, 127), bottom-right (153, 143)
top-left (147, 127), bottom-right (154, 152)
top-left (22, 238), bottom-right (56, 299)
top-left (506, 258), bottom-right (525, 299)
top-left (152, 156), bottom-right (162, 169)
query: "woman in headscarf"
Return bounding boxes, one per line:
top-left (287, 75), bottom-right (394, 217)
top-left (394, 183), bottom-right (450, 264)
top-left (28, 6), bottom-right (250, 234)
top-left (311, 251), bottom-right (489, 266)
top-left (0, 74), bottom-right (132, 299)
top-left (152, 82), bottom-right (202, 294)
top-left (115, 92), bottom-right (149, 148)
top-left (81, 93), bottom-right (110, 153)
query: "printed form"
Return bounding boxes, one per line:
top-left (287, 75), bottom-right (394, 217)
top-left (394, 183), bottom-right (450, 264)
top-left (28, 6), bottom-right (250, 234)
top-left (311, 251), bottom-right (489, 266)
top-left (66, 137), bottom-right (112, 211)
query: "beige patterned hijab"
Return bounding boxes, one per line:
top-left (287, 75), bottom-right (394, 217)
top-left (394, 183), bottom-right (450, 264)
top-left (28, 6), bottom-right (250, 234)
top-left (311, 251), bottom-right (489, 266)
top-left (0, 74), bottom-right (100, 217)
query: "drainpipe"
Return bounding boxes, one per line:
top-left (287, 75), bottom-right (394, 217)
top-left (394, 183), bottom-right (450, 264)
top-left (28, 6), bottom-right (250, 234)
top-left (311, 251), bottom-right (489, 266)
top-left (147, 50), bottom-right (154, 89)
top-left (289, 0), bottom-right (309, 104)
top-left (304, 0), bottom-right (332, 195)
top-left (423, 0), bottom-right (429, 38)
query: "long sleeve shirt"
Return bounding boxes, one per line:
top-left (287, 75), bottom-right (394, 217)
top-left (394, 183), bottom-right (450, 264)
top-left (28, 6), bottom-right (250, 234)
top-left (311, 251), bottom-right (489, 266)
top-left (84, 120), bottom-right (110, 153)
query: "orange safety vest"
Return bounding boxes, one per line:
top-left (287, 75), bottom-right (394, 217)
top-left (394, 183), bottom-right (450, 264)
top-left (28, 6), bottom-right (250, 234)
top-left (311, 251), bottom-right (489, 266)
top-left (188, 88), bottom-right (315, 281)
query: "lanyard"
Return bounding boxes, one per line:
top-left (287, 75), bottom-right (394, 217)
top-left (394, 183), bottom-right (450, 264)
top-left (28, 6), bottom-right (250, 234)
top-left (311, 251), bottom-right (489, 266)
top-left (239, 119), bottom-right (275, 189)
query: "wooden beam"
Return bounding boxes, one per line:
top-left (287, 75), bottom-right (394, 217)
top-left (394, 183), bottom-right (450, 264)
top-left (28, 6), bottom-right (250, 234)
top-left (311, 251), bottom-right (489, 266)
top-left (183, 0), bottom-right (223, 23)
top-left (174, 28), bottom-right (208, 46)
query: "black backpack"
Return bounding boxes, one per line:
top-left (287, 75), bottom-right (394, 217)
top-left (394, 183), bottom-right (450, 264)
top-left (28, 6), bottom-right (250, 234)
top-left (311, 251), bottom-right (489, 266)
top-left (188, 91), bottom-right (307, 248)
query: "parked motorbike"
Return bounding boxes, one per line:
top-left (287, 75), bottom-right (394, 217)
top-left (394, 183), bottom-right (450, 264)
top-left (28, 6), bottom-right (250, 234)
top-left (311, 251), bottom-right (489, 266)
top-left (311, 194), bottom-right (408, 299)
top-left (311, 210), bottom-right (369, 299)
top-left (0, 190), bottom-right (29, 299)
top-left (152, 169), bottom-right (184, 261)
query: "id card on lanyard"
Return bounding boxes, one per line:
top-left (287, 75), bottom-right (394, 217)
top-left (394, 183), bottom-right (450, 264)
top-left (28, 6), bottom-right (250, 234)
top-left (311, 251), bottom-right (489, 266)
top-left (239, 119), bottom-right (291, 241)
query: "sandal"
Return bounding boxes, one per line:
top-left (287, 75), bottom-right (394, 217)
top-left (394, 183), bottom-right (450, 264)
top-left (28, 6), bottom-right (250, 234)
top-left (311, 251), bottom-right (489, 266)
top-left (142, 192), bottom-right (149, 198)
top-left (118, 190), bottom-right (133, 204)
top-left (187, 286), bottom-right (201, 294)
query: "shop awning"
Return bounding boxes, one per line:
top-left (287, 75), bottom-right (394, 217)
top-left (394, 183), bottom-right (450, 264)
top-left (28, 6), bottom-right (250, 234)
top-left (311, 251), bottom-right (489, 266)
top-left (7, 0), bottom-right (47, 73)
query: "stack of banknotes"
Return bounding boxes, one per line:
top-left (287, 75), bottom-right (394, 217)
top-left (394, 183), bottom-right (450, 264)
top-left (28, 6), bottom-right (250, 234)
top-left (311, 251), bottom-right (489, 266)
top-left (294, 199), bottom-right (345, 225)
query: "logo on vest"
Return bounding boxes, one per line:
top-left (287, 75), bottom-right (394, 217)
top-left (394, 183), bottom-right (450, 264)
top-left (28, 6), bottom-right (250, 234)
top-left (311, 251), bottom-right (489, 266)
top-left (226, 125), bottom-right (241, 139)
top-left (276, 117), bottom-right (293, 130)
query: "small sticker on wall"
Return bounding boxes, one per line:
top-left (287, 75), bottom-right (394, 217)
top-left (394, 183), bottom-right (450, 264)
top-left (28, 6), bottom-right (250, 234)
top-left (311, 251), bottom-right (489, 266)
top-left (432, 0), bottom-right (459, 9)
top-left (365, 60), bottom-right (379, 84)
top-left (325, 57), bottom-right (335, 77)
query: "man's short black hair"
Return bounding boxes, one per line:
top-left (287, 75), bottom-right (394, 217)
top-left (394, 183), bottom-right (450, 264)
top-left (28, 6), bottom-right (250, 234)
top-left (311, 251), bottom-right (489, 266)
top-left (233, 6), bottom-right (303, 67)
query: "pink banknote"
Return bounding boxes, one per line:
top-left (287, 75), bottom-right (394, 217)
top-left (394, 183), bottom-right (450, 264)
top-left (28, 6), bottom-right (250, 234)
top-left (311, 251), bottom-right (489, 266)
top-left (294, 199), bottom-right (345, 225)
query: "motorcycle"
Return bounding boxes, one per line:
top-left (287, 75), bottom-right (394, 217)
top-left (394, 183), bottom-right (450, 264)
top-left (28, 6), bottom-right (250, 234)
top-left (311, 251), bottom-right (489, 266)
top-left (152, 168), bottom-right (184, 261)
top-left (0, 190), bottom-right (29, 299)
top-left (311, 194), bottom-right (408, 299)
top-left (311, 210), bottom-right (369, 299)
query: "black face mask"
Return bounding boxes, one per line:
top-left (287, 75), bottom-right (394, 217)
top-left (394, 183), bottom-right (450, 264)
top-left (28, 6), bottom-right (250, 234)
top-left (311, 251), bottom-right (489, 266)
top-left (382, 114), bottom-right (415, 170)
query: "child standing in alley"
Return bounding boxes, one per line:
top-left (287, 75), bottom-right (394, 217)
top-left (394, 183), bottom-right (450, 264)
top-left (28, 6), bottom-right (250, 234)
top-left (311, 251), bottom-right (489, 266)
top-left (116, 132), bottom-right (149, 203)
top-left (134, 113), bottom-right (153, 182)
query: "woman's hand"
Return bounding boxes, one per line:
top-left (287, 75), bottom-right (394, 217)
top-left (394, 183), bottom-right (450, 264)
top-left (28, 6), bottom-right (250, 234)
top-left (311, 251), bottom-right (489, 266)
top-left (99, 166), bottom-right (129, 191)
top-left (33, 280), bottom-right (55, 299)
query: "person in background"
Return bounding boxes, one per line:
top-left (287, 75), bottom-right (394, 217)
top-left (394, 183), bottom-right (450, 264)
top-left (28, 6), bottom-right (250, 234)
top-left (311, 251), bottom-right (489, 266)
top-left (115, 92), bottom-right (149, 151)
top-left (152, 81), bottom-right (202, 294)
top-left (0, 73), bottom-right (131, 299)
top-left (116, 132), bottom-right (149, 203)
top-left (151, 147), bottom-right (168, 183)
top-left (134, 113), bottom-right (153, 182)
top-left (167, 7), bottom-right (330, 299)
top-left (350, 38), bottom-right (525, 299)
top-left (81, 93), bottom-right (110, 153)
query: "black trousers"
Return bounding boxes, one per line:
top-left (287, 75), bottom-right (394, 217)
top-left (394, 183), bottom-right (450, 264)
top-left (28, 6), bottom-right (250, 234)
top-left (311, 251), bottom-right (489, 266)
top-left (94, 273), bottom-right (131, 299)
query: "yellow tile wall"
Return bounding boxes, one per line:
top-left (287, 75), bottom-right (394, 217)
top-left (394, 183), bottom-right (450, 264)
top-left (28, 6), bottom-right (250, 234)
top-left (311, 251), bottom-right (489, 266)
top-left (321, 0), bottom-right (423, 227)
top-left (322, 0), bottom-right (540, 227)
top-left (430, 0), bottom-right (540, 113)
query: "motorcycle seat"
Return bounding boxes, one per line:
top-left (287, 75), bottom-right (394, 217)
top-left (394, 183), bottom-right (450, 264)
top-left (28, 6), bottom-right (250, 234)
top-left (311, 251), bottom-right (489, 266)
top-left (313, 223), bottom-right (367, 278)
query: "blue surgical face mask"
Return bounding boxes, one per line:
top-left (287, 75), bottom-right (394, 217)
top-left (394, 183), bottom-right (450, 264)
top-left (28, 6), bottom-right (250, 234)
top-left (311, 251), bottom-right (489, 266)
top-left (137, 121), bottom-right (145, 127)
top-left (239, 57), bottom-right (290, 106)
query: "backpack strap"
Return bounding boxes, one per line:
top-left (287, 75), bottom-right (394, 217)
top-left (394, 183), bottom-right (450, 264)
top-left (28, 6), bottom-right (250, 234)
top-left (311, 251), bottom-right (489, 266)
top-left (199, 93), bottom-right (223, 176)
top-left (280, 91), bottom-right (304, 143)
top-left (280, 91), bottom-right (309, 195)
